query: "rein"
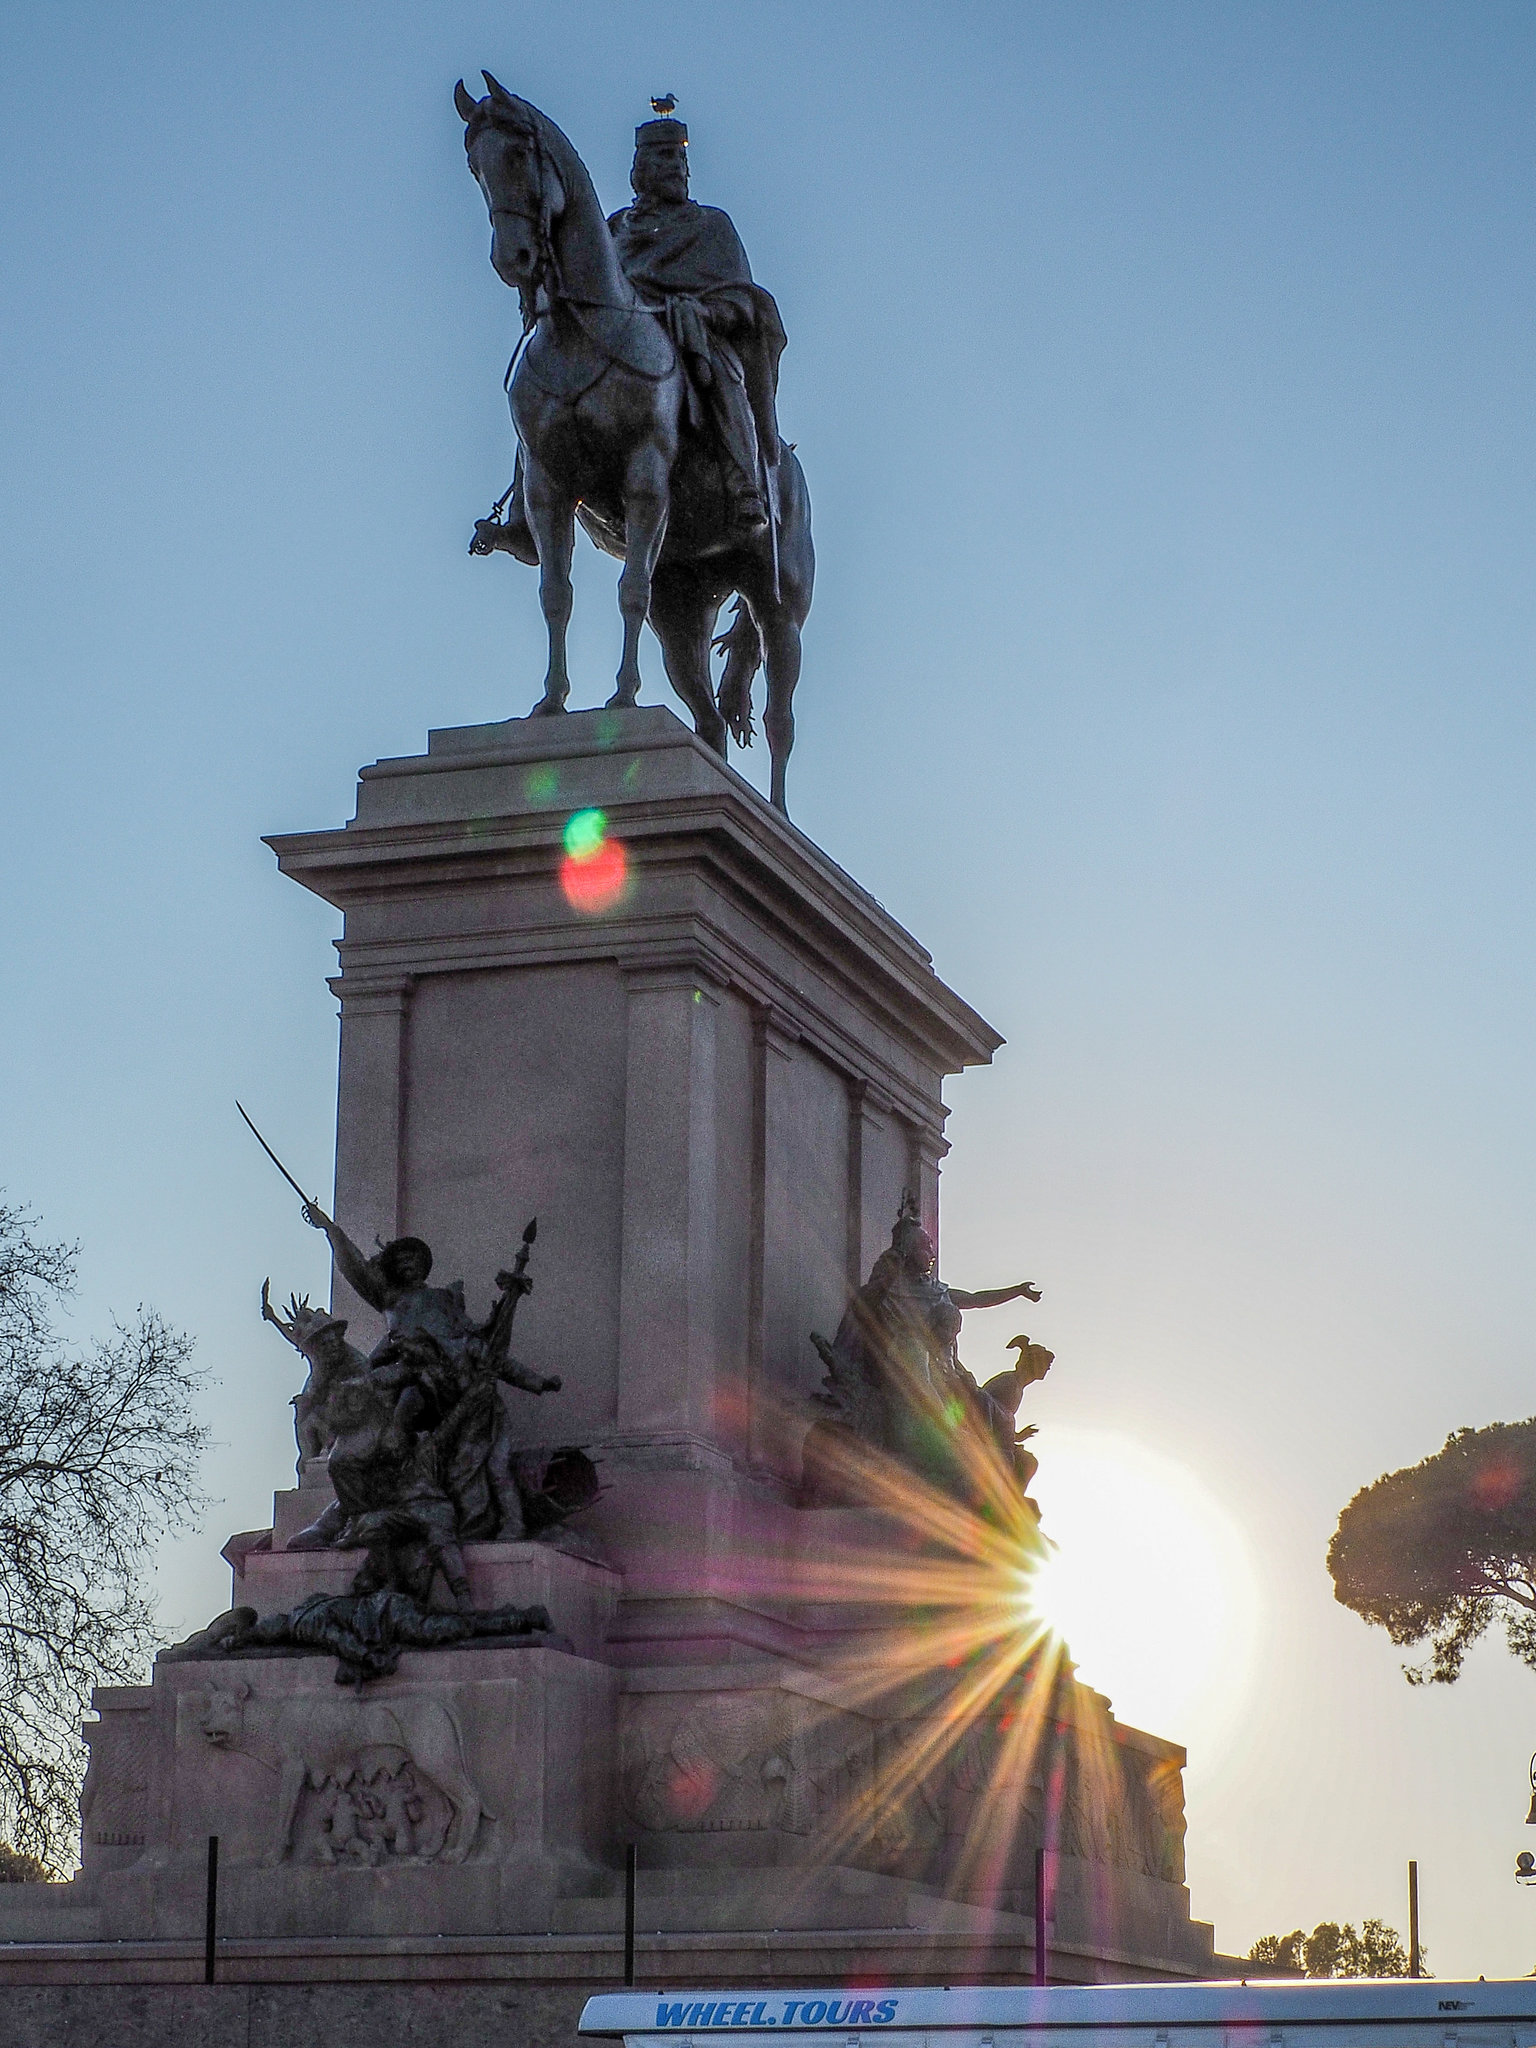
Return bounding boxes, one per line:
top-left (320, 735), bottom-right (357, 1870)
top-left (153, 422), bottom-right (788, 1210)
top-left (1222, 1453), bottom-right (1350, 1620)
top-left (477, 112), bottom-right (678, 390)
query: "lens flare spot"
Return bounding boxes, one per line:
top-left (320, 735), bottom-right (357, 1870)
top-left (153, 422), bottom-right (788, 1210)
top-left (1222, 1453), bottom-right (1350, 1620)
top-left (560, 812), bottom-right (629, 915)
top-left (563, 807), bottom-right (607, 859)
top-left (1471, 1455), bottom-right (1523, 1511)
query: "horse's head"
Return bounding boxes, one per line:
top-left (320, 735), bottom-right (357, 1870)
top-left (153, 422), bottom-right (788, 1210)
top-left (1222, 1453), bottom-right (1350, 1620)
top-left (456, 72), bottom-right (566, 299)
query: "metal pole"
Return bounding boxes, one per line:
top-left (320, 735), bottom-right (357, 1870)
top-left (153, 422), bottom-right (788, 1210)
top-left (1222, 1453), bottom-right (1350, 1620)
top-left (1034, 1843), bottom-right (1049, 1987)
top-left (203, 1835), bottom-right (219, 1985)
top-left (1408, 1860), bottom-right (1420, 1978)
top-left (623, 1841), bottom-right (636, 1987)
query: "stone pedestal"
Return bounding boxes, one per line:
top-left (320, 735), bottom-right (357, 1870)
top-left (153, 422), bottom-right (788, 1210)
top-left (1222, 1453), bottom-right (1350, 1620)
top-left (267, 707), bottom-right (997, 1497)
top-left (0, 711), bottom-right (1229, 2024)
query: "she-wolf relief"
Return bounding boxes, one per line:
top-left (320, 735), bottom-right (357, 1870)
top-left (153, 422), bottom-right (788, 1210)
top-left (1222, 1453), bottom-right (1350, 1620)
top-left (194, 1681), bottom-right (491, 1868)
top-left (619, 1686), bottom-right (1186, 1891)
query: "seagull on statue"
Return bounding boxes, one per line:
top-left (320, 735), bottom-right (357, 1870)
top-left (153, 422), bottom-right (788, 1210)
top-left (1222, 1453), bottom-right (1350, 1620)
top-left (650, 93), bottom-right (678, 116)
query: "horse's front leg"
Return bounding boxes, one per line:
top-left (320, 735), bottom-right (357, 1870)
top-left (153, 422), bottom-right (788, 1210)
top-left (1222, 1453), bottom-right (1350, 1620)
top-left (524, 461), bottom-right (577, 716)
top-left (608, 442), bottom-right (670, 710)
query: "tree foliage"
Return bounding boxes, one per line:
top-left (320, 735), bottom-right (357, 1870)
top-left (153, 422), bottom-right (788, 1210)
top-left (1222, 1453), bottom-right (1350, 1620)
top-left (0, 1202), bottom-right (207, 1867)
top-left (1248, 1920), bottom-right (1414, 1977)
top-left (1328, 1418), bottom-right (1536, 1684)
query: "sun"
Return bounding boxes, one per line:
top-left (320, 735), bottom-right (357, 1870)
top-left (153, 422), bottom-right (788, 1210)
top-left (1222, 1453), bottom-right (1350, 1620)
top-left (1022, 1429), bottom-right (1261, 1758)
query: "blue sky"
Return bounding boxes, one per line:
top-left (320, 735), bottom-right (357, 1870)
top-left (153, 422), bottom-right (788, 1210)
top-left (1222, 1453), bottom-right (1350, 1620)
top-left (4, 0), bottom-right (1536, 1972)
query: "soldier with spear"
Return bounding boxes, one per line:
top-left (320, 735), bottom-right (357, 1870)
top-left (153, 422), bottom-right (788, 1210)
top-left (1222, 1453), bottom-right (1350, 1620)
top-left (238, 1106), bottom-right (580, 1559)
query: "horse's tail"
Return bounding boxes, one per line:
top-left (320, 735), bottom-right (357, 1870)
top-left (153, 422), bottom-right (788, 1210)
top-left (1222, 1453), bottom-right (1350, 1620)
top-left (713, 597), bottom-right (763, 746)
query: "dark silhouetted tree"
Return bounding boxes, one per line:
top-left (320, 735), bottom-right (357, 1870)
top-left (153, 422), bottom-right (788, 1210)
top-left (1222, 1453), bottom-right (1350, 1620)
top-left (0, 1202), bottom-right (206, 1867)
top-left (1248, 1921), bottom-right (1414, 1977)
top-left (1248, 1929), bottom-right (1308, 1973)
top-left (1328, 1419), bottom-right (1536, 1684)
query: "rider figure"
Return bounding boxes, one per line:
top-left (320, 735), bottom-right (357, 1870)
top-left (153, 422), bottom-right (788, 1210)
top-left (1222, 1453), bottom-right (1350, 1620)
top-left (606, 111), bottom-right (786, 542)
top-left (474, 107), bottom-right (788, 562)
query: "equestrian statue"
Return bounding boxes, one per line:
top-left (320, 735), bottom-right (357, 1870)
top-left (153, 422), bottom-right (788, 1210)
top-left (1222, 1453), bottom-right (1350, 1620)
top-left (456, 77), bottom-right (814, 814)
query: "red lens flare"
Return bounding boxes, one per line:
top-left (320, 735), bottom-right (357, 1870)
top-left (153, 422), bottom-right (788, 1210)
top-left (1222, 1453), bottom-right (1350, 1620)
top-left (560, 809), bottom-right (630, 914)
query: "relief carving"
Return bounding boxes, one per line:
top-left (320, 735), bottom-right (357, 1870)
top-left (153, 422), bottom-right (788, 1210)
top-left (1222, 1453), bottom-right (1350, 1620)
top-left (607, 1679), bottom-right (1188, 1894)
top-left (1141, 1750), bottom-right (1188, 1884)
top-left (80, 1710), bottom-right (152, 1865)
top-left (196, 1681), bottom-right (490, 1866)
top-left (790, 1697), bottom-right (1188, 1891)
top-left (622, 1692), bottom-right (803, 1835)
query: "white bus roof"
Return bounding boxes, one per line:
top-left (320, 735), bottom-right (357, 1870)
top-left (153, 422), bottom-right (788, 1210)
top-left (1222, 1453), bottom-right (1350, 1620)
top-left (580, 1981), bottom-right (1536, 2040)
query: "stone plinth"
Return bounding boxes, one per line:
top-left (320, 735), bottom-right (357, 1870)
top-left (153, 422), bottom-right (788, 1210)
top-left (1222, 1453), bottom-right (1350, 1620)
top-left (266, 707), bottom-right (999, 1497)
top-left (0, 711), bottom-right (1229, 2018)
top-left (69, 1638), bottom-right (617, 1941)
top-left (262, 707), bottom-right (1002, 1670)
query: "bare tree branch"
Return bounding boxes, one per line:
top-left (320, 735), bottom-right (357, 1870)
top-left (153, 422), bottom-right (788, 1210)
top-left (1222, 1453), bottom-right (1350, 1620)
top-left (0, 1202), bottom-right (207, 1867)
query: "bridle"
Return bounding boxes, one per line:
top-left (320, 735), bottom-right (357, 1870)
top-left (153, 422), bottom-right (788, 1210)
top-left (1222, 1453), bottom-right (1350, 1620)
top-left (468, 109), bottom-right (558, 326)
top-left (468, 105), bottom-right (677, 386)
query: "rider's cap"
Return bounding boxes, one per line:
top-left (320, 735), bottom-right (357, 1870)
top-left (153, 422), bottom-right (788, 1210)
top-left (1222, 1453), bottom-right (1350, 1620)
top-left (636, 116), bottom-right (687, 147)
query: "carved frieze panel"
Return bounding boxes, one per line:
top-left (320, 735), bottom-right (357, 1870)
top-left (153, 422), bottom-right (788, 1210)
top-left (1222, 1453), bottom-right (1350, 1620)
top-left (621, 1689), bottom-right (807, 1835)
top-left (194, 1681), bottom-right (491, 1867)
top-left (79, 1708), bottom-right (152, 1866)
top-left (619, 1678), bottom-right (1188, 1891)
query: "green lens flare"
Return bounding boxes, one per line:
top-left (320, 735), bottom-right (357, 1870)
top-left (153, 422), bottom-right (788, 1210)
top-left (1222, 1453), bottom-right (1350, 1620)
top-left (563, 808), bottom-right (607, 861)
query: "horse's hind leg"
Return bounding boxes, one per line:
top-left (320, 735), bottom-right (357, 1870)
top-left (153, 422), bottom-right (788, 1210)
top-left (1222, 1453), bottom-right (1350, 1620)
top-left (524, 460), bottom-right (576, 716)
top-left (760, 610), bottom-right (802, 814)
top-left (649, 573), bottom-right (727, 757)
top-left (754, 455), bottom-right (815, 814)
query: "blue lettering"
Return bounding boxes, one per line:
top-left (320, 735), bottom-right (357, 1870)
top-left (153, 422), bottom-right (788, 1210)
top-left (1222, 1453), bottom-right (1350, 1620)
top-left (825, 2005), bottom-right (849, 2026)
top-left (700, 2006), bottom-right (720, 2027)
top-left (803, 2004), bottom-right (827, 2025)
top-left (782, 2004), bottom-right (801, 2025)
top-left (846, 2004), bottom-right (874, 2026)
top-left (873, 2004), bottom-right (898, 2026)
top-left (736, 2005), bottom-right (756, 2026)
top-left (657, 2007), bottom-right (690, 2029)
top-left (686, 2008), bottom-right (708, 2028)
top-left (753, 2006), bottom-right (769, 2027)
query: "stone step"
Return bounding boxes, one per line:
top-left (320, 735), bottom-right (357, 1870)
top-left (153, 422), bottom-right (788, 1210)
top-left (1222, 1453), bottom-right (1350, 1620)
top-left (0, 1901), bottom-right (106, 1942)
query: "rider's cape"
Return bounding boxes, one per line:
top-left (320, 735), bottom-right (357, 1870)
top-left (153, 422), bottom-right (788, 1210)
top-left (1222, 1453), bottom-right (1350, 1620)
top-left (607, 198), bottom-right (786, 462)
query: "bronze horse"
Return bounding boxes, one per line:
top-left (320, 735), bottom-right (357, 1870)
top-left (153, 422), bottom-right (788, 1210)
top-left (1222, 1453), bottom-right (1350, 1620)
top-left (456, 76), bottom-right (813, 814)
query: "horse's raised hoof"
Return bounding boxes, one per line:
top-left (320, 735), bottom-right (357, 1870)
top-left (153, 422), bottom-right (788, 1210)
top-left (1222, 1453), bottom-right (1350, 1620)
top-left (527, 693), bottom-right (568, 718)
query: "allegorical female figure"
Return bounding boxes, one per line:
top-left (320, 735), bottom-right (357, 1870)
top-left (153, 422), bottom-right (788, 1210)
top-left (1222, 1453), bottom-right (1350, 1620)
top-left (810, 1194), bottom-right (1042, 1504)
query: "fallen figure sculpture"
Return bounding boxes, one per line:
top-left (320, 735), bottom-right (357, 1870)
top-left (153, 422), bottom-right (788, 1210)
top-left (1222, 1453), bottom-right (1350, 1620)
top-left (162, 1587), bottom-right (567, 1687)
